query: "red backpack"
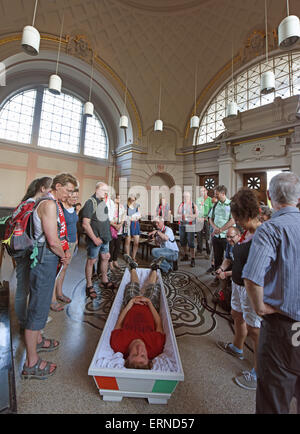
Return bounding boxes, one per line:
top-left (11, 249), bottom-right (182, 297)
top-left (2, 200), bottom-right (37, 257)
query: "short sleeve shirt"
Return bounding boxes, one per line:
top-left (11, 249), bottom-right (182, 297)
top-left (110, 304), bottom-right (166, 359)
top-left (81, 194), bottom-right (111, 243)
top-left (209, 198), bottom-right (232, 238)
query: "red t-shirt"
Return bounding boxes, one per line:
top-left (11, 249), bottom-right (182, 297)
top-left (110, 304), bottom-right (166, 360)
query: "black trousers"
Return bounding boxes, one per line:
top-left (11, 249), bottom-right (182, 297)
top-left (212, 236), bottom-right (227, 270)
top-left (197, 219), bottom-right (210, 254)
top-left (109, 235), bottom-right (122, 262)
top-left (256, 313), bottom-right (300, 414)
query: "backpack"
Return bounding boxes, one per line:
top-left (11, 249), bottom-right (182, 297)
top-left (0, 215), bottom-right (11, 241)
top-left (78, 197), bottom-right (98, 234)
top-left (2, 200), bottom-right (37, 257)
top-left (2, 197), bottom-right (58, 259)
top-left (212, 279), bottom-right (232, 312)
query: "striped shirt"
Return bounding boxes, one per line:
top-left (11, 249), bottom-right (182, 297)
top-left (242, 206), bottom-right (300, 321)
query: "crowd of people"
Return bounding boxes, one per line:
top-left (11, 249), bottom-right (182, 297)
top-left (3, 170), bottom-right (300, 413)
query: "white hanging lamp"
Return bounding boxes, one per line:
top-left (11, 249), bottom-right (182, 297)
top-left (154, 78), bottom-right (163, 131)
top-left (48, 3), bottom-right (65, 95)
top-left (21, 0), bottom-right (40, 56)
top-left (119, 75), bottom-right (128, 129)
top-left (190, 63), bottom-right (200, 129)
top-left (261, 0), bottom-right (275, 95)
top-left (226, 40), bottom-right (238, 117)
top-left (84, 53), bottom-right (94, 117)
top-left (278, 0), bottom-right (300, 49)
top-left (226, 101), bottom-right (238, 117)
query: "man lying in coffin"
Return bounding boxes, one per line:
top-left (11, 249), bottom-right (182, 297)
top-left (110, 254), bottom-right (166, 369)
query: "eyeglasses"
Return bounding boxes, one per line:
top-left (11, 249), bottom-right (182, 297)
top-left (226, 234), bottom-right (238, 239)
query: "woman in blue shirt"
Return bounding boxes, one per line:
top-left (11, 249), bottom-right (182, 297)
top-left (50, 188), bottom-right (79, 311)
top-left (124, 195), bottom-right (141, 263)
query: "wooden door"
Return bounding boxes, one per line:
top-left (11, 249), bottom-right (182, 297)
top-left (243, 172), bottom-right (268, 204)
top-left (199, 174), bottom-right (219, 198)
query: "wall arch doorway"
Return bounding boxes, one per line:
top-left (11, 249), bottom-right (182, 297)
top-left (147, 172), bottom-right (175, 220)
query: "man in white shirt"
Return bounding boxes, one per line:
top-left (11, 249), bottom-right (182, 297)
top-left (149, 216), bottom-right (179, 275)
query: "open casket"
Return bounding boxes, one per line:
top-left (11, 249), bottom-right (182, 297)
top-left (88, 268), bottom-right (184, 404)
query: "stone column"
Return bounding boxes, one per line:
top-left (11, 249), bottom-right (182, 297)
top-left (290, 127), bottom-right (300, 176)
top-left (217, 142), bottom-right (236, 196)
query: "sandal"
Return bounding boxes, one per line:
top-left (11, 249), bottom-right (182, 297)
top-left (101, 281), bottom-right (115, 289)
top-left (86, 285), bottom-right (97, 299)
top-left (57, 294), bottom-right (72, 304)
top-left (37, 337), bottom-right (60, 353)
top-left (50, 301), bottom-right (64, 312)
top-left (21, 358), bottom-right (56, 380)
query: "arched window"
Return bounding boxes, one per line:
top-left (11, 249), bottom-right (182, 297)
top-left (0, 86), bottom-right (109, 159)
top-left (197, 51), bottom-right (300, 145)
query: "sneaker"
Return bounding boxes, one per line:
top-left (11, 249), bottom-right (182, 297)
top-left (181, 254), bottom-right (189, 261)
top-left (123, 254), bottom-right (138, 270)
top-left (235, 371), bottom-right (257, 390)
top-left (216, 341), bottom-right (244, 360)
top-left (150, 256), bottom-right (166, 270)
top-left (206, 266), bottom-right (214, 273)
top-left (190, 258), bottom-right (195, 267)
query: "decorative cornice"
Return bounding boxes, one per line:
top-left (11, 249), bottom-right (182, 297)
top-left (176, 146), bottom-right (220, 156)
top-left (229, 129), bottom-right (294, 147)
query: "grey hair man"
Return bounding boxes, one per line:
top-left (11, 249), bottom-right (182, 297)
top-left (149, 216), bottom-right (179, 274)
top-left (242, 172), bottom-right (300, 414)
top-left (81, 181), bottom-right (113, 299)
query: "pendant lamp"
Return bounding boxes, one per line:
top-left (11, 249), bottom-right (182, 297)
top-left (261, 0), bottom-right (275, 95)
top-left (278, 0), bottom-right (300, 49)
top-left (84, 53), bottom-right (94, 117)
top-left (154, 78), bottom-right (163, 131)
top-left (120, 75), bottom-right (128, 129)
top-left (49, 2), bottom-right (65, 95)
top-left (226, 40), bottom-right (238, 117)
top-left (21, 0), bottom-right (40, 56)
top-left (190, 64), bottom-right (200, 129)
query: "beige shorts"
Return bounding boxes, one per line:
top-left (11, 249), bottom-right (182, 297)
top-left (231, 281), bottom-right (262, 328)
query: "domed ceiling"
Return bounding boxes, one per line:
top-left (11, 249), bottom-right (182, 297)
top-left (0, 0), bottom-right (298, 138)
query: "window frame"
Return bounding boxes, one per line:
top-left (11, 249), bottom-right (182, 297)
top-left (0, 85), bottom-right (109, 161)
top-left (196, 50), bottom-right (300, 146)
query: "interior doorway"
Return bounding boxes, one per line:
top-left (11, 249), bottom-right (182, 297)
top-left (243, 169), bottom-right (288, 205)
top-left (243, 172), bottom-right (268, 204)
top-left (147, 172), bottom-right (175, 218)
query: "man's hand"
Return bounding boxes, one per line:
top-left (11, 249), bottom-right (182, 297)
top-left (212, 228), bottom-right (221, 236)
top-left (132, 296), bottom-right (151, 305)
top-left (93, 237), bottom-right (103, 246)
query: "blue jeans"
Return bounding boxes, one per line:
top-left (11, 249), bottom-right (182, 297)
top-left (86, 237), bottom-right (110, 259)
top-left (152, 247), bottom-right (178, 273)
top-left (26, 245), bottom-right (59, 331)
top-left (15, 253), bottom-right (31, 328)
